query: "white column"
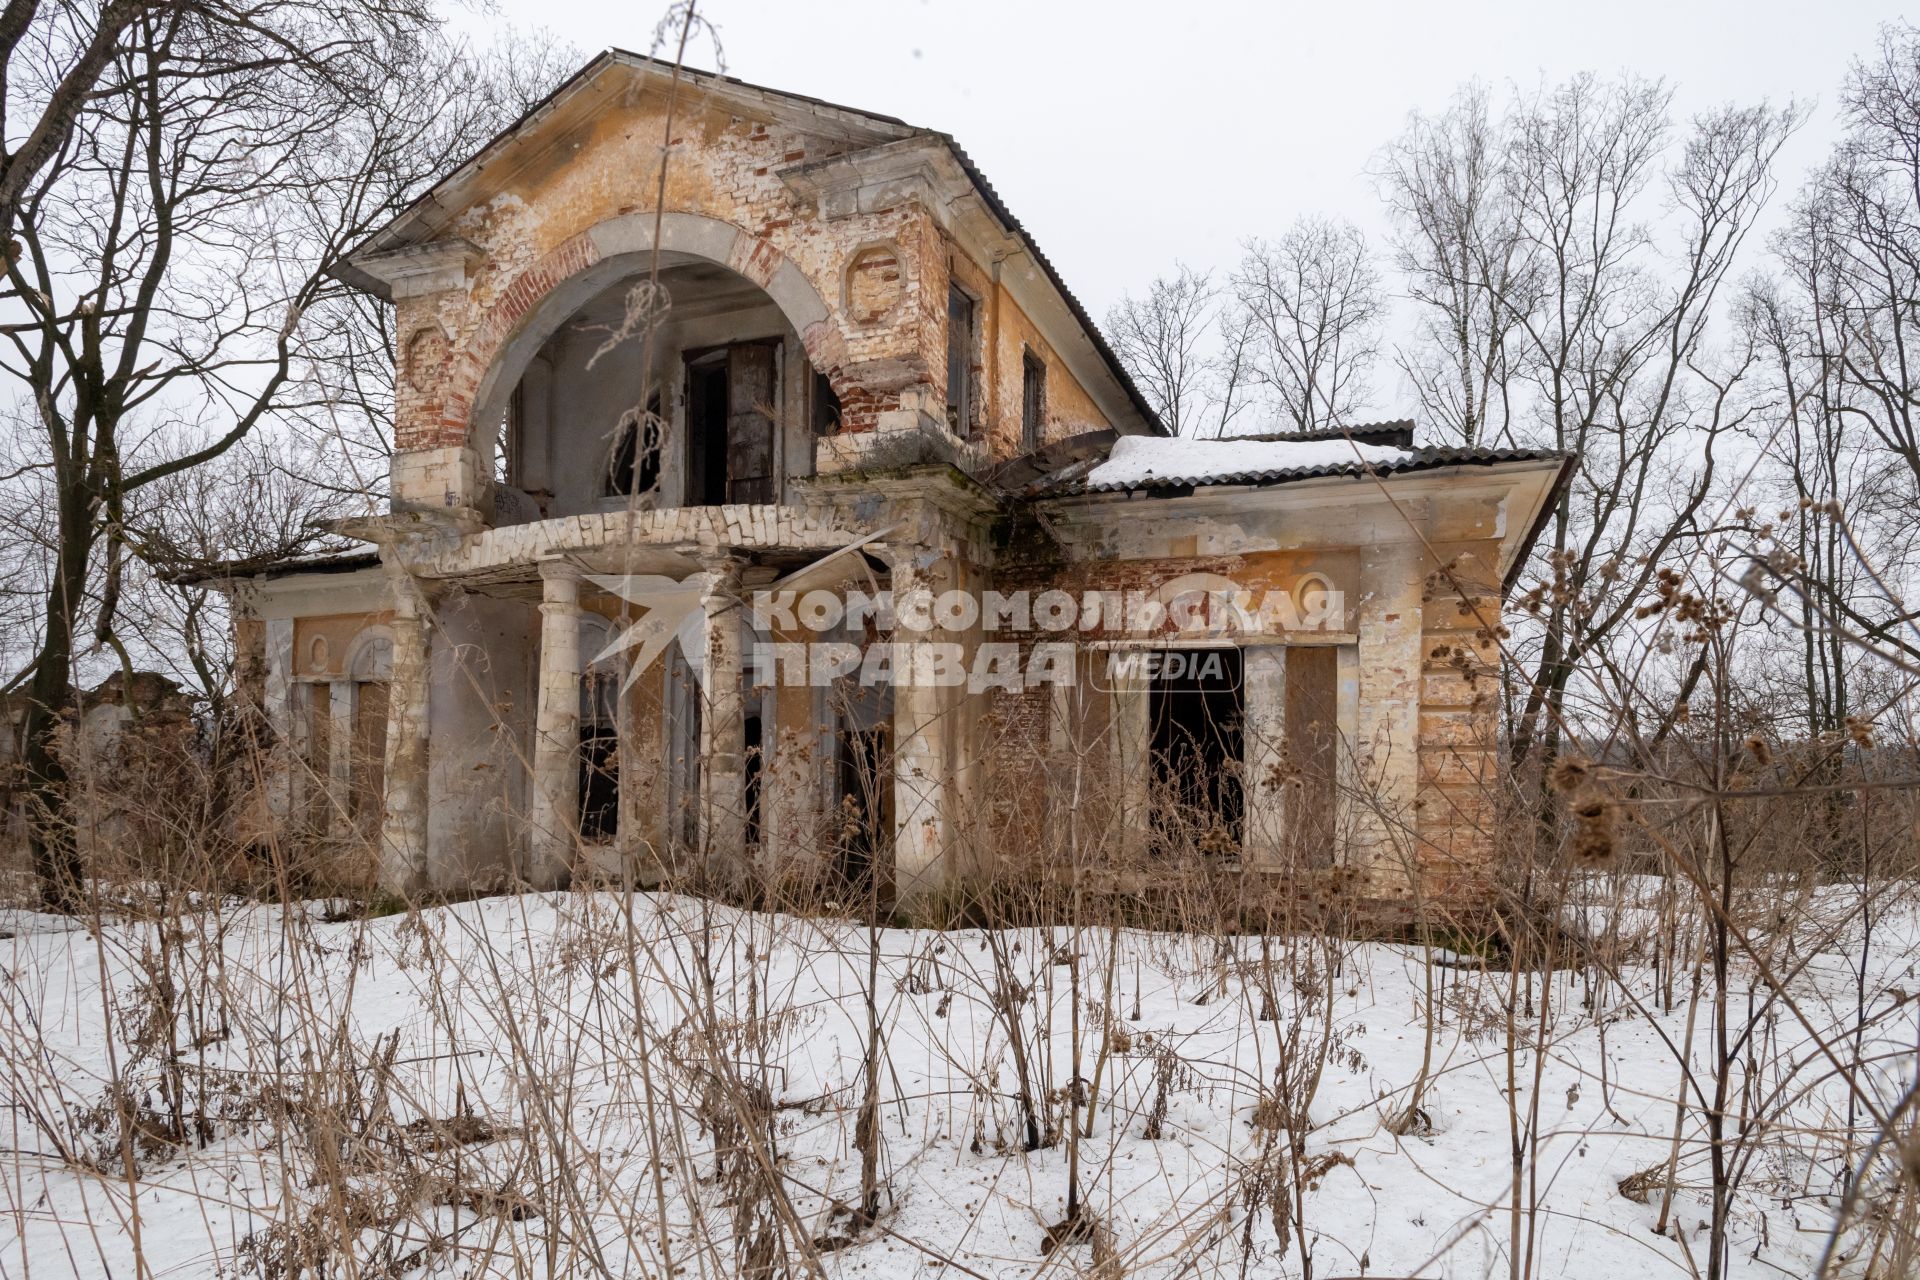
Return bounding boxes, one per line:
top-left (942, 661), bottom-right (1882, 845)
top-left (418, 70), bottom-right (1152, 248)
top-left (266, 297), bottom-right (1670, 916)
top-left (1354, 541), bottom-right (1426, 884)
top-left (379, 573), bottom-right (431, 894)
top-left (263, 619), bottom-right (295, 824)
top-left (1110, 656), bottom-right (1152, 863)
top-left (1242, 644), bottom-right (1287, 868)
top-left (529, 560), bottom-right (582, 889)
top-left (699, 557), bottom-right (747, 884)
top-left (890, 547), bottom-right (952, 902)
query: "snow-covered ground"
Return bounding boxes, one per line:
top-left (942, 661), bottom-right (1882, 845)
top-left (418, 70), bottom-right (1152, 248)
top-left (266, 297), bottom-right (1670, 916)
top-left (2, 884), bottom-right (1915, 1278)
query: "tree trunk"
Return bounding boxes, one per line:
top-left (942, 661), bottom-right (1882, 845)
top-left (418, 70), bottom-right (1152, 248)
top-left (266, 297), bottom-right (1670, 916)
top-left (23, 474), bottom-right (96, 910)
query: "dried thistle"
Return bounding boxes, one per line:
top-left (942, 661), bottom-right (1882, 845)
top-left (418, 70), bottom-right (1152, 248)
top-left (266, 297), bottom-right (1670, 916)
top-left (1569, 789), bottom-right (1617, 862)
top-left (1548, 756), bottom-right (1590, 794)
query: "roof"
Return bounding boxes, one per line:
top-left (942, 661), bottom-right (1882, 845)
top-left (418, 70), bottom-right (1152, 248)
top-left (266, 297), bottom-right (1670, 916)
top-left (1033, 433), bottom-right (1567, 496)
top-left (343, 51), bottom-right (1167, 436)
top-left (1217, 420), bottom-right (1417, 448)
top-left (1033, 434), bottom-right (1575, 594)
top-left (170, 546), bottom-right (381, 588)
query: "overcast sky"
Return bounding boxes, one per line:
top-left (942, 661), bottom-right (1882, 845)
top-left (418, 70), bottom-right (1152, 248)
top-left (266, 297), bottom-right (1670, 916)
top-left (473, 0), bottom-right (1899, 406)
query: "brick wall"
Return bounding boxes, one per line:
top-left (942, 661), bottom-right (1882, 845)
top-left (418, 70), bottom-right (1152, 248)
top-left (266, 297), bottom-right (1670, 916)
top-left (389, 82), bottom-right (1119, 466)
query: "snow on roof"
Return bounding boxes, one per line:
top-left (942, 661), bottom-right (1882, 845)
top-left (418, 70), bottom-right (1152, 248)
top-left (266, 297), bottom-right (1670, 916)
top-left (1083, 433), bottom-right (1417, 491)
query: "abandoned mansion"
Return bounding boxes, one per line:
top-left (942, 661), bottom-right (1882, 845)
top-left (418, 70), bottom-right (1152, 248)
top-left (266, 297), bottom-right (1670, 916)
top-left (217, 53), bottom-right (1570, 907)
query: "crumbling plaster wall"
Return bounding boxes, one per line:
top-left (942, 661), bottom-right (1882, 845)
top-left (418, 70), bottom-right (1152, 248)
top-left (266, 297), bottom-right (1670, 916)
top-left (943, 249), bottom-right (1109, 454)
top-left (1000, 479), bottom-right (1516, 897)
top-left (424, 589), bottom-right (537, 887)
top-left (389, 86), bottom-right (1116, 519)
top-left (293, 612), bottom-right (394, 681)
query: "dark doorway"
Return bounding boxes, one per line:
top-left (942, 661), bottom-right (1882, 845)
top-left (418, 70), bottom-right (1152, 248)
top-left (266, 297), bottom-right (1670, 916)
top-left (831, 681), bottom-right (892, 899)
top-left (686, 341), bottom-right (777, 505)
top-left (835, 726), bottom-right (892, 896)
top-left (578, 729), bottom-right (619, 842)
top-left (1149, 648), bottom-right (1244, 854)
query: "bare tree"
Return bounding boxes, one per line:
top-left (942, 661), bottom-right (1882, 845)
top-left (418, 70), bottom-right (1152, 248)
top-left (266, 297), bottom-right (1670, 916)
top-left (0, 5), bottom-right (567, 906)
top-left (1736, 273), bottom-right (1882, 744)
top-left (1741, 24), bottom-right (1920, 691)
top-left (1228, 215), bottom-right (1384, 432)
top-left (1376, 83), bottom-right (1528, 447)
top-left (1385, 75), bottom-right (1802, 773)
top-left (1105, 264), bottom-right (1217, 436)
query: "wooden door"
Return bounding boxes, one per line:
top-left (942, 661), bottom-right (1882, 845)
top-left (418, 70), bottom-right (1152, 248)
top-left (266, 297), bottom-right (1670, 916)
top-left (725, 342), bottom-right (776, 503)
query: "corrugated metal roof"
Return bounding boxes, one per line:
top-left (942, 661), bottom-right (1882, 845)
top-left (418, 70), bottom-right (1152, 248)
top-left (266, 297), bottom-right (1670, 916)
top-left (1044, 445), bottom-right (1570, 496)
top-left (1218, 420), bottom-right (1417, 447)
top-left (170, 546), bottom-right (380, 587)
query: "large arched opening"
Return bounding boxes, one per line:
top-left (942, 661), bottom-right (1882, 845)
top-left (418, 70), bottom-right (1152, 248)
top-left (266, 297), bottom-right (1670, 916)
top-left (462, 215), bottom-right (844, 524)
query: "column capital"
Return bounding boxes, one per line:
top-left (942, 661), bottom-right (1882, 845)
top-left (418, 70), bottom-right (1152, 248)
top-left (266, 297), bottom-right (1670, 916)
top-left (697, 551), bottom-right (747, 581)
top-left (699, 555), bottom-right (746, 612)
top-left (537, 558), bottom-right (583, 585)
top-left (538, 559), bottom-right (583, 615)
top-left (879, 541), bottom-right (940, 581)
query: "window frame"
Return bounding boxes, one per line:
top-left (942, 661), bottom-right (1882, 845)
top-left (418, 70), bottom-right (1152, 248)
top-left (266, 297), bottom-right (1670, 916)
top-left (1021, 346), bottom-right (1047, 452)
top-left (945, 280), bottom-right (977, 438)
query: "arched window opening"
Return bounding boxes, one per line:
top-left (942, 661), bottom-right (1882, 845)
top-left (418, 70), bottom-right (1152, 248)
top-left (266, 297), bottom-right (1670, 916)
top-left (607, 393), bottom-right (663, 498)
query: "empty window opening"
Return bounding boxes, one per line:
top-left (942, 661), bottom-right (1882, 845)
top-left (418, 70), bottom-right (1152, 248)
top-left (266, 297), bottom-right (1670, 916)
top-left (812, 369), bottom-right (842, 436)
top-left (578, 667), bottom-right (620, 844)
top-left (607, 393), bottom-right (662, 498)
top-left (1283, 646), bottom-right (1338, 866)
top-left (1021, 348), bottom-right (1047, 451)
top-left (687, 352), bottom-right (729, 506)
top-left (946, 282), bottom-right (975, 437)
top-left (744, 711), bottom-right (764, 848)
top-left (1148, 647), bottom-right (1244, 855)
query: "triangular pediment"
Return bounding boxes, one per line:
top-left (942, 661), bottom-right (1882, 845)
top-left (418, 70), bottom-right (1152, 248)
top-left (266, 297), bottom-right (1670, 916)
top-left (346, 51), bottom-right (1167, 438)
top-left (354, 53), bottom-right (918, 259)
